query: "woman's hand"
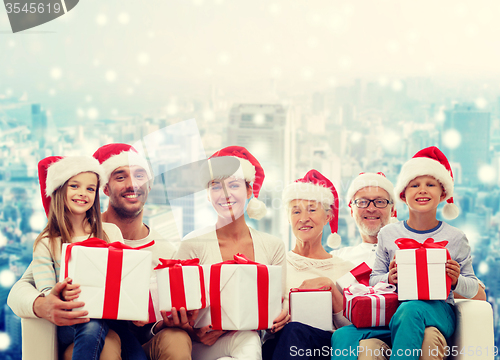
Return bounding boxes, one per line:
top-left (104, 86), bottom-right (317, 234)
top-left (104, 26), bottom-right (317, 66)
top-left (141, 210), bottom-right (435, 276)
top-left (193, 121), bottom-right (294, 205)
top-left (191, 325), bottom-right (227, 346)
top-left (269, 308), bottom-right (290, 334)
top-left (388, 258), bottom-right (398, 285)
top-left (61, 277), bottom-right (81, 301)
top-left (298, 277), bottom-right (334, 291)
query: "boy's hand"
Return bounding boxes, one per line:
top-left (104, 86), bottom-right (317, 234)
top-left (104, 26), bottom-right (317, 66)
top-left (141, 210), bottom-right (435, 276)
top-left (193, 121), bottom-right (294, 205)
top-left (61, 278), bottom-right (81, 301)
top-left (446, 259), bottom-right (460, 287)
top-left (388, 258), bottom-right (398, 284)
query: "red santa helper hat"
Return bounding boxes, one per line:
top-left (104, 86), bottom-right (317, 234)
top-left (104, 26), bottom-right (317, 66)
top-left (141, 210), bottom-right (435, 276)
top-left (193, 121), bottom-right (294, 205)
top-left (282, 169), bottom-right (341, 249)
top-left (346, 172), bottom-right (398, 223)
top-left (38, 156), bottom-right (105, 216)
top-left (92, 143), bottom-right (153, 185)
top-left (199, 146), bottom-right (267, 220)
top-left (394, 146), bottom-right (459, 220)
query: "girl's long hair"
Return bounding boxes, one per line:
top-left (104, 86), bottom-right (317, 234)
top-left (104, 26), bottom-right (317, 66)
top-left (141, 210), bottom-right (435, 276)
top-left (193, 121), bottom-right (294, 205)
top-left (33, 173), bottom-right (109, 255)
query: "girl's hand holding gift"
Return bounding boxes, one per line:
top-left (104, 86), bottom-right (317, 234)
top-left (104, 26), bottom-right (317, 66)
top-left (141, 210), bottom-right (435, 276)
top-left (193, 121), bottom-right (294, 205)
top-left (61, 277), bottom-right (82, 301)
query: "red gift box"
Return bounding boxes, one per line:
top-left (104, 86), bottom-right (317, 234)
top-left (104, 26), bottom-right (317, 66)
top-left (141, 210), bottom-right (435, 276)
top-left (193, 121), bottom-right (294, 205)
top-left (336, 262), bottom-right (371, 293)
top-left (395, 238), bottom-right (452, 301)
top-left (343, 282), bottom-right (399, 328)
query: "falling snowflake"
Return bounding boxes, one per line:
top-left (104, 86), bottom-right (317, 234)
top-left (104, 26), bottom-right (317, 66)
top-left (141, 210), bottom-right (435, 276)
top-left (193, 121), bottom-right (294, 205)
top-left (442, 129), bottom-right (461, 149)
top-left (138, 53), bottom-right (150, 65)
top-left (96, 14), bottom-right (107, 26)
top-left (218, 52), bottom-right (231, 65)
top-left (301, 67), bottom-right (314, 81)
top-left (0, 332), bottom-right (11, 351)
top-left (478, 165), bottom-right (496, 184)
top-left (85, 95), bottom-right (92, 102)
top-left (87, 108), bottom-right (99, 120)
top-left (8, 40), bottom-right (15, 48)
top-left (105, 70), bottom-right (117, 82)
top-left (118, 13), bottom-right (130, 24)
top-left (50, 67), bottom-right (62, 80)
top-left (203, 109), bottom-right (215, 121)
top-left (49, 89), bottom-right (56, 96)
top-left (475, 97), bottom-right (488, 109)
top-left (391, 80), bottom-right (404, 92)
top-left (76, 108), bottom-right (85, 117)
top-left (478, 261), bottom-right (489, 275)
top-left (254, 114), bottom-right (265, 126)
top-left (0, 269), bottom-right (15, 287)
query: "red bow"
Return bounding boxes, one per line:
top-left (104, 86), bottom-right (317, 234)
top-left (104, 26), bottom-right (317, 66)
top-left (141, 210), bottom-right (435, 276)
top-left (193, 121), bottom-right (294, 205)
top-left (154, 258), bottom-right (201, 270)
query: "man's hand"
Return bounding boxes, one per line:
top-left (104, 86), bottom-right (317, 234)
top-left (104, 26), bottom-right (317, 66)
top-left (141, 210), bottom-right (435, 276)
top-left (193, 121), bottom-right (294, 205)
top-left (446, 259), bottom-right (461, 287)
top-left (153, 307), bottom-right (200, 333)
top-left (269, 308), bottom-right (289, 334)
top-left (34, 278), bottom-right (89, 326)
top-left (61, 278), bottom-right (81, 301)
top-left (191, 325), bottom-right (226, 346)
top-left (388, 258), bottom-right (398, 285)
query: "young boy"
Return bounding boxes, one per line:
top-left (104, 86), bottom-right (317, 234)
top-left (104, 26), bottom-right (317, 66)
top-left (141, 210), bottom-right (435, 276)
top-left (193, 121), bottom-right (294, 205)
top-left (331, 146), bottom-right (480, 360)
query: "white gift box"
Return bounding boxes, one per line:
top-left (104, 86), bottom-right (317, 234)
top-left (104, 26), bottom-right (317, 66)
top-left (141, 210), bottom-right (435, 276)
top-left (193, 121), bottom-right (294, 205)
top-left (289, 289), bottom-right (333, 331)
top-left (396, 248), bottom-right (449, 300)
top-left (156, 263), bottom-right (206, 311)
top-left (194, 263), bottom-right (282, 330)
top-left (60, 241), bottom-right (152, 321)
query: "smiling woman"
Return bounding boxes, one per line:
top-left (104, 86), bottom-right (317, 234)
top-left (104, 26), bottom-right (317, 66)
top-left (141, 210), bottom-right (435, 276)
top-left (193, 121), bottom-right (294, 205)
top-left (176, 145), bottom-right (287, 360)
top-left (262, 169), bottom-right (354, 360)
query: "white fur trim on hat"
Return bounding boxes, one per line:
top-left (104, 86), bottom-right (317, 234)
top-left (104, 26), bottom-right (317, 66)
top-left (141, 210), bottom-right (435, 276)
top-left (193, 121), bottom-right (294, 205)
top-left (46, 156), bottom-right (105, 197)
top-left (203, 157), bottom-right (256, 186)
top-left (101, 151), bottom-right (153, 184)
top-left (346, 173), bottom-right (395, 205)
top-left (394, 157), bottom-right (454, 203)
top-left (282, 182), bottom-right (334, 208)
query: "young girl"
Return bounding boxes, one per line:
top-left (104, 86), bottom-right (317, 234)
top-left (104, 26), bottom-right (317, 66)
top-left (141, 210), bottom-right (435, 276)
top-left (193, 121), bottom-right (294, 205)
top-left (33, 155), bottom-right (124, 360)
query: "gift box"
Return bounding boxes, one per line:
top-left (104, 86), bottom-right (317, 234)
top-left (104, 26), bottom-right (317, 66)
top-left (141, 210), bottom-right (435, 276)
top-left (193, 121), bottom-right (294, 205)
top-left (194, 254), bottom-right (282, 330)
top-left (395, 238), bottom-right (452, 301)
top-left (60, 238), bottom-right (153, 321)
top-left (289, 288), bottom-right (333, 331)
top-left (155, 258), bottom-right (206, 312)
top-left (336, 262), bottom-right (371, 293)
top-left (343, 282), bottom-right (399, 328)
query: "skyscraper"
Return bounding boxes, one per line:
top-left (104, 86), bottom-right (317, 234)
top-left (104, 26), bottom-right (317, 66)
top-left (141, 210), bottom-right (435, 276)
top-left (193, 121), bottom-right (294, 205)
top-left (227, 104), bottom-right (290, 238)
top-left (444, 103), bottom-right (491, 186)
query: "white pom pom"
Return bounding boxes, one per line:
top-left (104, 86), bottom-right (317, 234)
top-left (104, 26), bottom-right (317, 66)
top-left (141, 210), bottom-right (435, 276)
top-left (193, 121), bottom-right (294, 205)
top-left (327, 233), bottom-right (341, 249)
top-left (442, 203), bottom-right (459, 220)
top-left (389, 216), bottom-right (399, 224)
top-left (246, 198), bottom-right (267, 220)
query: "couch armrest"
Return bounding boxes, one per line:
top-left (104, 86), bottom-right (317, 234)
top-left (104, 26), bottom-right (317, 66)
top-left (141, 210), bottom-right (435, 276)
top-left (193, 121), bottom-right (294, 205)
top-left (448, 299), bottom-right (494, 360)
top-left (22, 318), bottom-right (58, 360)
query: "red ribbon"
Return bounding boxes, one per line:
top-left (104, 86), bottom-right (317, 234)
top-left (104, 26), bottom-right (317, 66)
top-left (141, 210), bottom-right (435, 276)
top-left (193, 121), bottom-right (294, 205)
top-left (395, 238), bottom-right (452, 300)
top-left (350, 262), bottom-right (371, 286)
top-left (154, 258), bottom-right (206, 310)
top-left (209, 253), bottom-right (269, 330)
top-left (63, 238), bottom-right (154, 319)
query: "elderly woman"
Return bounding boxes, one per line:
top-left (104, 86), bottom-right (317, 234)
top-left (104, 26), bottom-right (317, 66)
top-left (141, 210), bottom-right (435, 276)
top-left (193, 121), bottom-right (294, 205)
top-left (176, 146), bottom-right (288, 360)
top-left (262, 169), bottom-right (354, 360)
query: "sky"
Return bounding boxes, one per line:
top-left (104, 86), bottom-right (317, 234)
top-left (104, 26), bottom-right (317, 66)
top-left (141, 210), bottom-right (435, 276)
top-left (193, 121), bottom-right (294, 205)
top-left (2, 0), bottom-right (500, 120)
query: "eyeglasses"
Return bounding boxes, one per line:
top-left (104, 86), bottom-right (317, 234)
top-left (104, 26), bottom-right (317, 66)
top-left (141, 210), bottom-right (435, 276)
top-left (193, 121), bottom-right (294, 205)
top-left (352, 198), bottom-right (392, 209)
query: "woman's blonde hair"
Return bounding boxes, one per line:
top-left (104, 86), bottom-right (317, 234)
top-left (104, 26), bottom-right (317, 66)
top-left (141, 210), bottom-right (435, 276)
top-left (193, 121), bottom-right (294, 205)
top-left (34, 172), bottom-right (108, 255)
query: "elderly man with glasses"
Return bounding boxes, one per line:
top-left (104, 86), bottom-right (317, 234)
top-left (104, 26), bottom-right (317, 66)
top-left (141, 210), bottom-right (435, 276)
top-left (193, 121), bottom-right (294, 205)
top-left (331, 172), bottom-right (396, 268)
